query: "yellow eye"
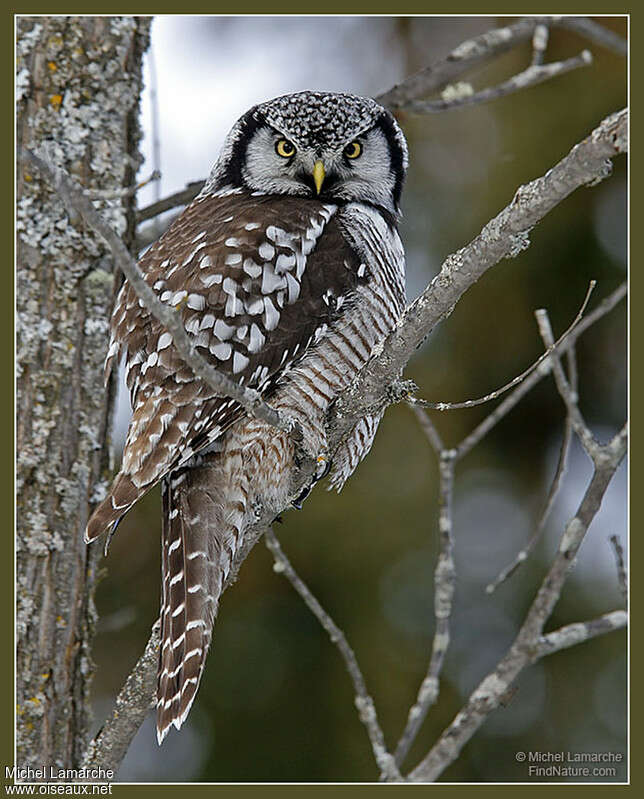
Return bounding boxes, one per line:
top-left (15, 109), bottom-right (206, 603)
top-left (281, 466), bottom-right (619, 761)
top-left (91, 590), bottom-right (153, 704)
top-left (275, 139), bottom-right (296, 158)
top-left (344, 141), bottom-right (362, 159)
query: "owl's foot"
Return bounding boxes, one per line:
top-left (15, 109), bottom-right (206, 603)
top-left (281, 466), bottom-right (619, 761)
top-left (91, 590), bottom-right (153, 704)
top-left (291, 453), bottom-right (332, 509)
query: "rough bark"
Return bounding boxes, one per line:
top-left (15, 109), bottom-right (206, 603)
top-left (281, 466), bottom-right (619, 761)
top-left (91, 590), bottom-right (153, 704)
top-left (16, 16), bottom-right (150, 771)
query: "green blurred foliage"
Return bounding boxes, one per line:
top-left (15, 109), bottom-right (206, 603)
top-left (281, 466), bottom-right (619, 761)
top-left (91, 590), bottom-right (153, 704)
top-left (92, 16), bottom-right (627, 783)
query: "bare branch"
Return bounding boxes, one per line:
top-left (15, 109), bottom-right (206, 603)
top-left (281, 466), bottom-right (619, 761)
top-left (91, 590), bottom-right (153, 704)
top-left (394, 447), bottom-right (456, 768)
top-left (84, 170), bottom-right (161, 200)
top-left (377, 16), bottom-right (625, 110)
top-left (531, 21), bottom-right (550, 66)
top-left (486, 413), bottom-right (574, 594)
top-left (377, 18), bottom-right (542, 108)
top-left (486, 345), bottom-right (579, 594)
top-left (408, 425), bottom-right (627, 782)
top-left (411, 405), bottom-right (444, 454)
top-left (21, 149), bottom-right (299, 441)
top-left (609, 535), bottom-right (628, 607)
top-left (136, 180), bottom-right (205, 223)
top-left (535, 610), bottom-right (627, 658)
top-left (264, 528), bottom-right (401, 782)
top-left (556, 16), bottom-right (628, 56)
top-left (535, 308), bottom-right (599, 455)
top-left (411, 280), bottom-right (596, 411)
top-left (81, 620), bottom-right (160, 774)
top-left (399, 51), bottom-right (592, 114)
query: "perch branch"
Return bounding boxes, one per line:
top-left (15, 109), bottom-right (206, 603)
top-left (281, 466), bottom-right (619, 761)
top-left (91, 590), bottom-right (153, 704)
top-left (81, 620), bottom-right (160, 773)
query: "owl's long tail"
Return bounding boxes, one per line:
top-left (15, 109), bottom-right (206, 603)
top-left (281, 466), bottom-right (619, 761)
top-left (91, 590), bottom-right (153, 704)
top-left (156, 447), bottom-right (248, 745)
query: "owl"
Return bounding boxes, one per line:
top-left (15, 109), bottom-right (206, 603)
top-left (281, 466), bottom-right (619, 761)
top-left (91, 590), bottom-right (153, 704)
top-left (85, 91), bottom-right (409, 744)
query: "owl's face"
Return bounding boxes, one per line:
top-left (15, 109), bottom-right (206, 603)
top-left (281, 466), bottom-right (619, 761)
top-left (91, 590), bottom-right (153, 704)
top-left (206, 92), bottom-right (408, 216)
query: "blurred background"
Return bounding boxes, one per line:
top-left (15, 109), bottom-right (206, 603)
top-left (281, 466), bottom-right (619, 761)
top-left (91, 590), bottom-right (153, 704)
top-left (91, 16), bottom-right (627, 783)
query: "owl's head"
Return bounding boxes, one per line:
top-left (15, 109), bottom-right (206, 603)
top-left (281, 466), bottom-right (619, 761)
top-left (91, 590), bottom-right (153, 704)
top-left (205, 91), bottom-right (409, 216)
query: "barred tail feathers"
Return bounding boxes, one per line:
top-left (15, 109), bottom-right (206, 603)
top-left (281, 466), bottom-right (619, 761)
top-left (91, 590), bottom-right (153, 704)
top-left (156, 455), bottom-right (247, 745)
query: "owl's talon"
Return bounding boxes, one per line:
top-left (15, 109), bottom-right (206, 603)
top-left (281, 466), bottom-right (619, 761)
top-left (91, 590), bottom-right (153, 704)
top-left (291, 484), bottom-right (312, 510)
top-left (315, 453), bottom-right (331, 481)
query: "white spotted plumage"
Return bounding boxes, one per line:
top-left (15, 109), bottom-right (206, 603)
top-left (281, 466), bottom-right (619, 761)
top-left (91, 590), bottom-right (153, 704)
top-left (84, 90), bottom-right (409, 745)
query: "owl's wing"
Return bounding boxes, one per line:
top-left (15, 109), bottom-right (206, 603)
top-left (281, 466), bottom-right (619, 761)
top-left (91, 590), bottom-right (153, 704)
top-left (85, 191), bottom-right (368, 542)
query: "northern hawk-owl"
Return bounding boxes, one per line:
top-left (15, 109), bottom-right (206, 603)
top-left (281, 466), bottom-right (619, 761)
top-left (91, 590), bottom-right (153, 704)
top-left (85, 91), bottom-right (409, 744)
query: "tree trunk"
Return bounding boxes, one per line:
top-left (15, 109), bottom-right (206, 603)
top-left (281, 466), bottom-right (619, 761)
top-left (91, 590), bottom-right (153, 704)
top-left (16, 16), bottom-right (150, 771)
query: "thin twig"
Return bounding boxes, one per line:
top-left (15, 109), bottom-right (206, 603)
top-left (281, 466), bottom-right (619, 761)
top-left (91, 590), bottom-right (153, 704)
top-left (84, 170), bottom-right (161, 200)
top-left (531, 21), bottom-right (550, 66)
top-left (556, 16), bottom-right (628, 56)
top-left (410, 281), bottom-right (596, 412)
top-left (394, 445), bottom-right (456, 768)
top-left (136, 180), bottom-right (205, 223)
top-left (400, 51), bottom-right (592, 114)
top-left (411, 405), bottom-right (443, 453)
top-left (378, 18), bottom-right (543, 108)
top-left (264, 527), bottom-right (401, 782)
top-left (21, 148), bottom-right (299, 441)
top-left (486, 413), bottom-right (574, 594)
top-left (454, 283), bottom-right (625, 458)
top-left (535, 308), bottom-right (598, 455)
top-left (486, 345), bottom-right (578, 594)
top-left (535, 610), bottom-right (627, 658)
top-left (609, 535), bottom-right (628, 607)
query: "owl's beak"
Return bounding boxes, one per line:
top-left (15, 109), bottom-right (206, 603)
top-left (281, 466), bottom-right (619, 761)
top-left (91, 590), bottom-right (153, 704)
top-left (312, 160), bottom-right (326, 195)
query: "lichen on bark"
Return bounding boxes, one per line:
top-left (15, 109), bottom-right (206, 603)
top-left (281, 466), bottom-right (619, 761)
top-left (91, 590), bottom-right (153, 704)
top-left (16, 16), bottom-right (151, 771)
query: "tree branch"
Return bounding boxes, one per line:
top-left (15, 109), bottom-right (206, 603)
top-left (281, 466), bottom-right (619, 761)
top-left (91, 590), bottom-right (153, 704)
top-left (609, 535), bottom-right (628, 607)
top-left (376, 16), bottom-right (625, 110)
top-left (136, 180), bottom-right (205, 223)
top-left (534, 610), bottom-right (627, 659)
top-left (398, 51), bottom-right (592, 114)
top-left (556, 16), bottom-right (628, 56)
top-left (394, 441), bottom-right (456, 768)
top-left (81, 620), bottom-right (160, 774)
top-left (264, 528), bottom-right (401, 782)
top-left (377, 18), bottom-right (543, 108)
top-left (408, 425), bottom-right (627, 782)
